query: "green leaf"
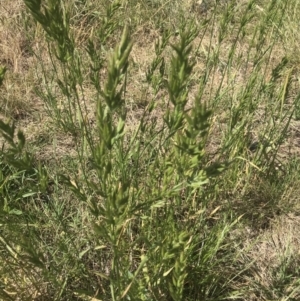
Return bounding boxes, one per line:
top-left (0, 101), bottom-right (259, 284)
top-left (22, 192), bottom-right (37, 198)
top-left (9, 209), bottom-right (23, 215)
top-left (78, 247), bottom-right (91, 259)
top-left (0, 66), bottom-right (7, 86)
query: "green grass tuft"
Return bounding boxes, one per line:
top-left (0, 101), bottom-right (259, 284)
top-left (1, 0), bottom-right (300, 300)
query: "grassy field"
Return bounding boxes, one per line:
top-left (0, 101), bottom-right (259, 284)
top-left (1, 0), bottom-right (300, 300)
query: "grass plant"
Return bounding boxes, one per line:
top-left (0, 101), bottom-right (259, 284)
top-left (1, 0), bottom-right (300, 300)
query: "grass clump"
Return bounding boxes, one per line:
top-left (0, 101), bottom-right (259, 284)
top-left (1, 0), bottom-right (300, 300)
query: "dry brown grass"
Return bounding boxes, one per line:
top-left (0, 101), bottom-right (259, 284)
top-left (234, 213), bottom-right (300, 300)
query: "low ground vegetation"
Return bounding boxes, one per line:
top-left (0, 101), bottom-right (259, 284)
top-left (1, 0), bottom-right (300, 300)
